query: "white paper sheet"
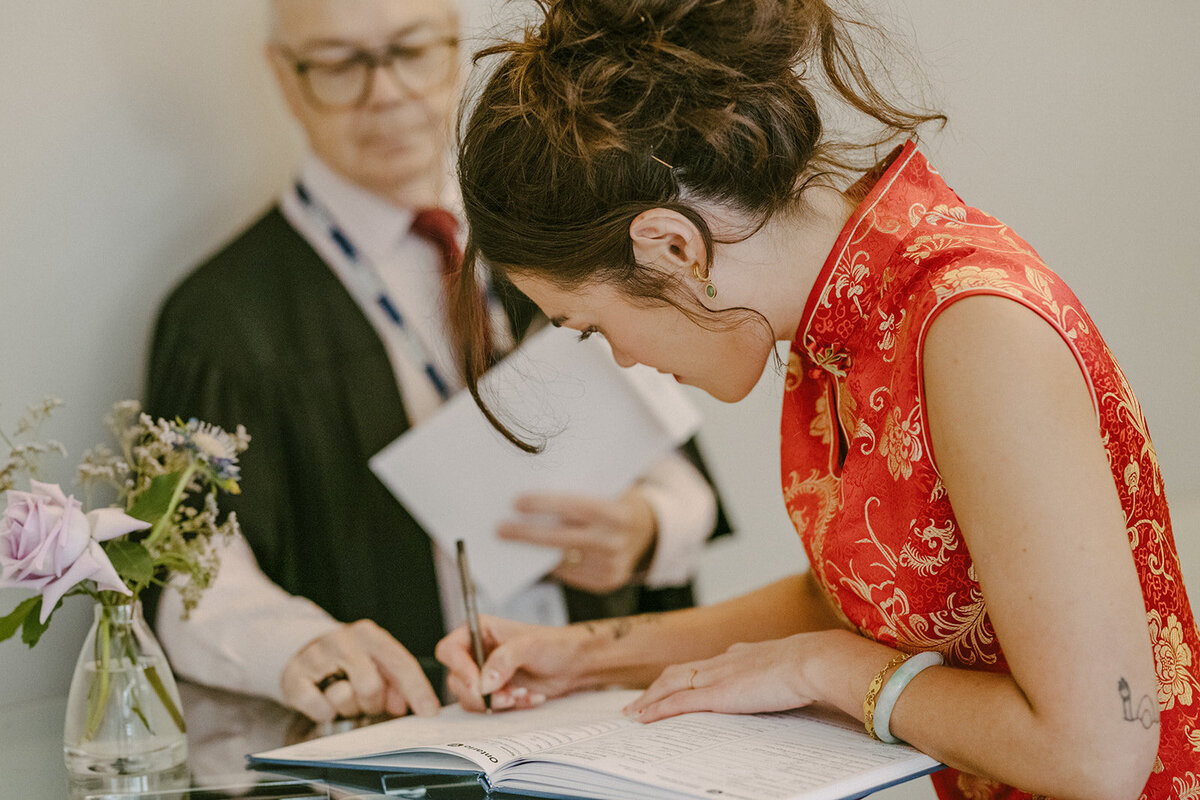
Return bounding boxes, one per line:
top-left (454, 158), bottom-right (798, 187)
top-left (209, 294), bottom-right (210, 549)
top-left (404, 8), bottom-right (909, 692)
top-left (369, 325), bottom-right (701, 606)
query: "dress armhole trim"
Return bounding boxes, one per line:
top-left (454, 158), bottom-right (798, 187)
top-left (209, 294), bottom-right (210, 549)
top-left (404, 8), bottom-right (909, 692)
top-left (915, 288), bottom-right (1101, 480)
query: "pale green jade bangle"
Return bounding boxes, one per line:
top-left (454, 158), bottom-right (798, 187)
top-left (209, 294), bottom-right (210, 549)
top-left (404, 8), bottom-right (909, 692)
top-left (872, 650), bottom-right (944, 744)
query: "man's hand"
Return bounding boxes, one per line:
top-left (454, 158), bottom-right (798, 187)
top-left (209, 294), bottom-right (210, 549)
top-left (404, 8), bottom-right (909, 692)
top-left (280, 619), bottom-right (440, 723)
top-left (498, 488), bottom-right (657, 594)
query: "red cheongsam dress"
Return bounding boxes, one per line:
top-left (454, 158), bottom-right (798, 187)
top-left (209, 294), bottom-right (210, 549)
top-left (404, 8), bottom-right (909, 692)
top-left (782, 140), bottom-right (1200, 798)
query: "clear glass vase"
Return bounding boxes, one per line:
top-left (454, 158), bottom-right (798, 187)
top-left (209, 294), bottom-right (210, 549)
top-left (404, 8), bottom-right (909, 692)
top-left (62, 599), bottom-right (188, 777)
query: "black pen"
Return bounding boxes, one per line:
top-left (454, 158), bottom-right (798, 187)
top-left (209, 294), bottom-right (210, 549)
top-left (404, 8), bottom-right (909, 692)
top-left (455, 539), bottom-right (492, 712)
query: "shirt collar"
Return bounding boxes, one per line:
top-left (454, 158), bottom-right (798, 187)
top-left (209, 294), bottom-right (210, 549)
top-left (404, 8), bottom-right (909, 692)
top-left (296, 155), bottom-right (414, 260)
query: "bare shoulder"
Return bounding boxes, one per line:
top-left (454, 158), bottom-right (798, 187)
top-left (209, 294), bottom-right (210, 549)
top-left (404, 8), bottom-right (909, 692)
top-left (922, 294), bottom-right (1096, 452)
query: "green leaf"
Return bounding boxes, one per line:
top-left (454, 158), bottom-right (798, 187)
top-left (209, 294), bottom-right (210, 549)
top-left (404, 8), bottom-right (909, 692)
top-left (0, 597), bottom-right (39, 643)
top-left (126, 472), bottom-right (182, 525)
top-left (105, 540), bottom-right (154, 585)
top-left (22, 598), bottom-right (52, 647)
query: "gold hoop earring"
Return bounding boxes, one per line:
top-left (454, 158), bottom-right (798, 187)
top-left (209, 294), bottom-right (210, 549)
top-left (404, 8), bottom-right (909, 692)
top-left (692, 263), bottom-right (717, 299)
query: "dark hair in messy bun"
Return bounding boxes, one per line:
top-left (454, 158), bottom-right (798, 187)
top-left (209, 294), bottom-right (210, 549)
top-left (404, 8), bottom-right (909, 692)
top-left (457, 0), bottom-right (943, 449)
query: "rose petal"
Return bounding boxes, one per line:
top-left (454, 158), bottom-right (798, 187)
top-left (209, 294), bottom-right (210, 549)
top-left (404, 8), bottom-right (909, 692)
top-left (46, 503), bottom-right (91, 572)
top-left (86, 507), bottom-right (152, 542)
top-left (38, 541), bottom-right (129, 623)
top-left (3, 490), bottom-right (33, 527)
top-left (0, 571), bottom-right (52, 591)
top-left (37, 558), bottom-right (92, 622)
top-left (80, 540), bottom-right (130, 595)
top-left (22, 504), bottom-right (60, 568)
top-left (29, 481), bottom-right (70, 506)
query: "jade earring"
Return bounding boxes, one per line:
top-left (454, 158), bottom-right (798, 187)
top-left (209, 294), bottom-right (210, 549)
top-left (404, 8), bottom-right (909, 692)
top-left (692, 263), bottom-right (717, 299)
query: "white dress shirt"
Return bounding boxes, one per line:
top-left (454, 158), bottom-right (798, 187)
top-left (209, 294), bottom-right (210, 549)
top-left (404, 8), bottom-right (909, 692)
top-left (156, 155), bottom-right (718, 704)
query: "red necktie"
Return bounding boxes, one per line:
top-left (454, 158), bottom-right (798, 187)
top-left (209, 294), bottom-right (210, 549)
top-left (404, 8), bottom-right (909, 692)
top-left (411, 208), bottom-right (493, 374)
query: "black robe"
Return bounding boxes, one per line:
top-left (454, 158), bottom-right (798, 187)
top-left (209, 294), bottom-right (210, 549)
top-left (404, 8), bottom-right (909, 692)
top-left (145, 207), bottom-right (729, 682)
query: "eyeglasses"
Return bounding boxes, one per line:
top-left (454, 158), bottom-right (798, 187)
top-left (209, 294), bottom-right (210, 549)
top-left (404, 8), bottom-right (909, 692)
top-left (278, 36), bottom-right (458, 110)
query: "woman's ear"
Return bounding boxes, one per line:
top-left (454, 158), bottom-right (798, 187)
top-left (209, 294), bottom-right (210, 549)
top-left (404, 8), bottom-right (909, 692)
top-left (629, 208), bottom-right (707, 278)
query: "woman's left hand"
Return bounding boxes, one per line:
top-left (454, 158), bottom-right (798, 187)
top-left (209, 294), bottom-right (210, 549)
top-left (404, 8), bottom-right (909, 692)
top-left (623, 633), bottom-right (827, 723)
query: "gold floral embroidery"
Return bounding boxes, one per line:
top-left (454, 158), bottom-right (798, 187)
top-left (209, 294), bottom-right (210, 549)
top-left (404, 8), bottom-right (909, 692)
top-left (853, 416), bottom-right (876, 457)
top-left (892, 583), bottom-right (995, 667)
top-left (1023, 264), bottom-right (1090, 340)
top-left (835, 381), bottom-right (858, 446)
top-left (1148, 610), bottom-right (1198, 711)
top-left (1102, 360), bottom-right (1163, 499)
top-left (912, 203), bottom-right (968, 228)
top-left (876, 307), bottom-right (905, 361)
top-left (829, 500), bottom-right (994, 666)
top-left (955, 771), bottom-right (1004, 800)
top-left (1124, 459), bottom-right (1141, 500)
top-left (879, 405), bottom-right (923, 480)
top-left (878, 263), bottom-right (900, 298)
top-left (1188, 726), bottom-right (1200, 752)
top-left (1172, 772), bottom-right (1200, 800)
top-left (827, 250), bottom-right (870, 319)
top-left (782, 468), bottom-right (841, 570)
top-left (810, 393), bottom-right (833, 445)
top-left (1131, 518), bottom-right (1175, 583)
top-left (809, 344), bottom-right (850, 379)
top-left (782, 468), bottom-right (841, 524)
top-left (902, 233), bottom-right (970, 265)
top-left (899, 518), bottom-right (958, 576)
top-left (931, 265), bottom-right (1012, 302)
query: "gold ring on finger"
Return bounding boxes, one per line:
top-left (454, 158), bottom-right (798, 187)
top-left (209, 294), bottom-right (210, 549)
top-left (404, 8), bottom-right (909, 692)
top-left (687, 667), bottom-right (698, 691)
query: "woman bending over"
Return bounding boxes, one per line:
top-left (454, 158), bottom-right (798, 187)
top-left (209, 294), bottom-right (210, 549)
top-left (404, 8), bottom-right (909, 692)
top-left (438, 1), bottom-right (1198, 797)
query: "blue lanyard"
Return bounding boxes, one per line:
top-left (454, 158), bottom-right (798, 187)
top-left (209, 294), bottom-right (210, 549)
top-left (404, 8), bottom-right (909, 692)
top-left (294, 181), bottom-right (452, 400)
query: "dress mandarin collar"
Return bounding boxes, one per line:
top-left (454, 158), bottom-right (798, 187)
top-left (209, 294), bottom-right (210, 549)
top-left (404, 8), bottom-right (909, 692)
top-left (795, 140), bottom-right (946, 376)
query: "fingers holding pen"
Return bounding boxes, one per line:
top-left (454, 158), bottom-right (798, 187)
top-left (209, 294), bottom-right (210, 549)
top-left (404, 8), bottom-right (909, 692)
top-left (436, 615), bottom-right (580, 713)
top-left (435, 616), bottom-right (543, 711)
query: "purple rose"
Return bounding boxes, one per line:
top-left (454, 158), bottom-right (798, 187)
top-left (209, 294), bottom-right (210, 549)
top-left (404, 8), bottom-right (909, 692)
top-left (0, 481), bottom-right (150, 621)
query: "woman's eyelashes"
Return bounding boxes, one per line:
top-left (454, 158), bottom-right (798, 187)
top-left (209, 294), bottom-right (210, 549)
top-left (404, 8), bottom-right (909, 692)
top-left (577, 326), bottom-right (601, 342)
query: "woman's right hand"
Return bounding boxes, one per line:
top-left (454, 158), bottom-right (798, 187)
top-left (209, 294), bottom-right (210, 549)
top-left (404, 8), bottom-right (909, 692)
top-left (435, 615), bottom-right (591, 712)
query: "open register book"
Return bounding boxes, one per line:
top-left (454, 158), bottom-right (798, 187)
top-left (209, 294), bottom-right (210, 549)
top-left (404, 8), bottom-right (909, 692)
top-left (249, 690), bottom-right (941, 800)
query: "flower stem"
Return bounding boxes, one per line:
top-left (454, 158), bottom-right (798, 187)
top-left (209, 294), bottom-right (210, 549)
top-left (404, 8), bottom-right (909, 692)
top-left (143, 463), bottom-right (199, 548)
top-left (84, 609), bottom-right (112, 741)
top-left (144, 664), bottom-right (186, 733)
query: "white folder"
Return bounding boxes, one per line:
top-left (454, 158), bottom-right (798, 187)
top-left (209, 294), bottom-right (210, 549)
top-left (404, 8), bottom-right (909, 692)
top-left (369, 325), bottom-right (701, 606)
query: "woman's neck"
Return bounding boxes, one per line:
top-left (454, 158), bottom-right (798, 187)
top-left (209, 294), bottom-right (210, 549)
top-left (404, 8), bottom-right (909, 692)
top-left (714, 186), bottom-right (855, 343)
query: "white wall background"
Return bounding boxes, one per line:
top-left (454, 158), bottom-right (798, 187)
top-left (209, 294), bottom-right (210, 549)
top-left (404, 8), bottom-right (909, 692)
top-left (0, 8), bottom-right (1196, 797)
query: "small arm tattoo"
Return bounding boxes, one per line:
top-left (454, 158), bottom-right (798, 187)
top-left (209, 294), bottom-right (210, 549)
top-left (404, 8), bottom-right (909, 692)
top-left (583, 614), bottom-right (659, 641)
top-left (1118, 677), bottom-right (1160, 729)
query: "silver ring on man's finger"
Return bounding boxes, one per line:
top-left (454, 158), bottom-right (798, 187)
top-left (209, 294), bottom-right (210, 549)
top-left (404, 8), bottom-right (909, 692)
top-left (316, 670), bottom-right (348, 692)
top-left (564, 548), bottom-right (584, 565)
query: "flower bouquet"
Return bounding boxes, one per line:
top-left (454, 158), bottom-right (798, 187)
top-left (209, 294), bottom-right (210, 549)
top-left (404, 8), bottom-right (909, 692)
top-left (0, 399), bottom-right (248, 776)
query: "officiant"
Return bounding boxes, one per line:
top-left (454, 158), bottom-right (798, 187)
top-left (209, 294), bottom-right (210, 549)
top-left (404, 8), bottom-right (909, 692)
top-left (143, 0), bottom-right (727, 725)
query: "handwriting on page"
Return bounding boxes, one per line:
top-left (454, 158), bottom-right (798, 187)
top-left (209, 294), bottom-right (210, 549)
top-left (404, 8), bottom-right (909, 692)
top-left (522, 708), bottom-right (931, 800)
